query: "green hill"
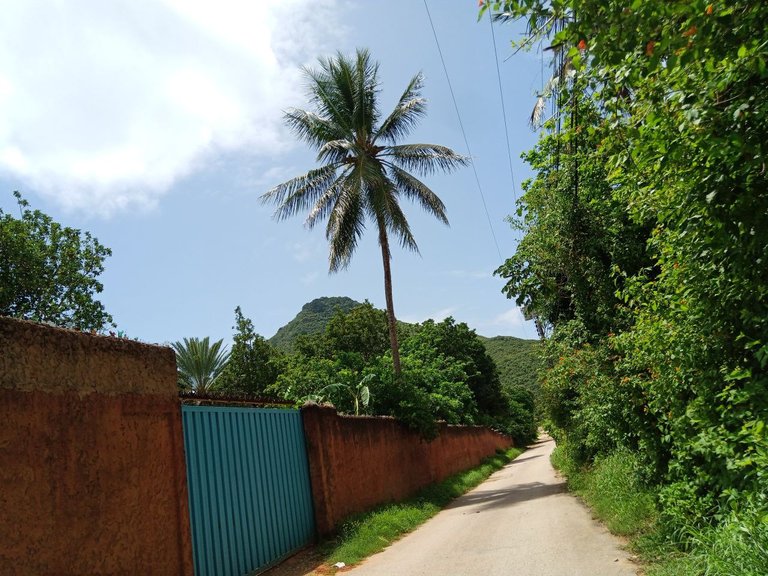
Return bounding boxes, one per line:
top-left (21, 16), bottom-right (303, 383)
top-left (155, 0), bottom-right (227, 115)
top-left (479, 335), bottom-right (543, 396)
top-left (269, 296), bottom-right (361, 351)
top-left (270, 297), bottom-right (544, 396)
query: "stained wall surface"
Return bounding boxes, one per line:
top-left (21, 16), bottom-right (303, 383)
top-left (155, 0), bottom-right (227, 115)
top-left (0, 317), bottom-right (193, 576)
top-left (301, 404), bottom-right (513, 536)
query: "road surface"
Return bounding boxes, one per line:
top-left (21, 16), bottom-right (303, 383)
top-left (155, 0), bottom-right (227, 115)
top-left (343, 435), bottom-right (638, 576)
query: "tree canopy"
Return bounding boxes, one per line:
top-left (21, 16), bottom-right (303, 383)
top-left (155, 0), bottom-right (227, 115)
top-left (218, 306), bottom-right (281, 396)
top-left (484, 0), bottom-right (768, 556)
top-left (0, 191), bottom-right (113, 331)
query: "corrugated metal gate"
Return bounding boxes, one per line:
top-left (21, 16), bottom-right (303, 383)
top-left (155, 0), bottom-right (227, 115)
top-left (181, 405), bottom-right (315, 576)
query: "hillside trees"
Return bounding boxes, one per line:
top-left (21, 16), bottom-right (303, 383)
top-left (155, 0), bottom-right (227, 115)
top-left (270, 302), bottom-right (537, 443)
top-left (269, 296), bottom-right (359, 351)
top-left (0, 191), bottom-right (113, 331)
top-left (485, 0), bottom-right (768, 544)
top-left (480, 336), bottom-right (542, 396)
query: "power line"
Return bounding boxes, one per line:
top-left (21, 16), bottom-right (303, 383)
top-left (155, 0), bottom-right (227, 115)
top-left (487, 8), bottom-right (540, 342)
top-left (487, 10), bottom-right (519, 205)
top-left (422, 0), bottom-right (503, 262)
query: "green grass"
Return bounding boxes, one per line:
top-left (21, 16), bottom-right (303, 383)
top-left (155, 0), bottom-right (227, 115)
top-left (645, 508), bottom-right (768, 576)
top-left (322, 447), bottom-right (524, 567)
top-left (550, 442), bottom-right (768, 575)
top-left (551, 445), bottom-right (657, 536)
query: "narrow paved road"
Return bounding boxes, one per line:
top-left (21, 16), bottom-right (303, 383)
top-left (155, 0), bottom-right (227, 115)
top-left (344, 435), bottom-right (638, 576)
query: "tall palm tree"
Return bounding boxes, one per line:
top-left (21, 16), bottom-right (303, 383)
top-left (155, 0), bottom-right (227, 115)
top-left (261, 49), bottom-right (467, 377)
top-left (172, 336), bottom-right (230, 392)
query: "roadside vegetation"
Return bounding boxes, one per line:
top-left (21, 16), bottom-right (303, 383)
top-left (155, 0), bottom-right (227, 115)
top-left (484, 0), bottom-right (768, 571)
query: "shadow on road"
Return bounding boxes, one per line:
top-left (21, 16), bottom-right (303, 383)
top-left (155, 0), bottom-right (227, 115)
top-left (445, 479), bottom-right (566, 513)
top-left (503, 453), bottom-right (542, 465)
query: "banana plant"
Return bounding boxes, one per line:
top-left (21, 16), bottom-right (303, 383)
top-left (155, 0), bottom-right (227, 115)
top-left (308, 374), bottom-right (374, 416)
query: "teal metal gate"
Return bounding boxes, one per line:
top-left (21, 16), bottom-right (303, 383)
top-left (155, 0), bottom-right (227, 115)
top-left (182, 405), bottom-right (315, 576)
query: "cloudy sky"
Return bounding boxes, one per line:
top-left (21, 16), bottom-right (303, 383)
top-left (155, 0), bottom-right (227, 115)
top-left (0, 0), bottom-right (544, 345)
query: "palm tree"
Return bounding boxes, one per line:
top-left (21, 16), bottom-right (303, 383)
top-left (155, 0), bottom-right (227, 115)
top-left (172, 336), bottom-right (230, 392)
top-left (261, 49), bottom-right (467, 377)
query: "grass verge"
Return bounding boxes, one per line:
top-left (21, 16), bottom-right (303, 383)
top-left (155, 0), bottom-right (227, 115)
top-left (550, 442), bottom-right (768, 576)
top-left (550, 443), bottom-right (656, 536)
top-left (321, 446), bottom-right (524, 568)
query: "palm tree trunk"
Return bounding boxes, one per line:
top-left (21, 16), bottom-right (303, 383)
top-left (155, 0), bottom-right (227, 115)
top-left (377, 221), bottom-right (402, 378)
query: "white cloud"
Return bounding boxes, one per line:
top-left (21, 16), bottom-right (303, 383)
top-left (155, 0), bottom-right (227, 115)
top-left (0, 0), bottom-right (344, 215)
top-left (492, 307), bottom-right (526, 328)
top-left (430, 307), bottom-right (457, 322)
top-left (254, 165), bottom-right (300, 189)
top-left (400, 306), bottom-right (458, 324)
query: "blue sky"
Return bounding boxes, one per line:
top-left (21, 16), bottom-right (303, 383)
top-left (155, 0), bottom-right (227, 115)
top-left (0, 0), bottom-right (544, 346)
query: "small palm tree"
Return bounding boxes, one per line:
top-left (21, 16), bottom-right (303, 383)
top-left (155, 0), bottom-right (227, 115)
top-left (262, 49), bottom-right (467, 377)
top-left (172, 336), bottom-right (230, 393)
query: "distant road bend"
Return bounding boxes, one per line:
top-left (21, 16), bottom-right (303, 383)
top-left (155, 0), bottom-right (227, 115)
top-left (345, 435), bottom-right (638, 576)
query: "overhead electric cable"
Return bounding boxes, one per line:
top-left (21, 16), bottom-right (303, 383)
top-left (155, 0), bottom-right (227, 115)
top-left (422, 0), bottom-right (503, 262)
top-left (487, 10), bottom-right (519, 205)
top-left (487, 8), bottom-right (539, 341)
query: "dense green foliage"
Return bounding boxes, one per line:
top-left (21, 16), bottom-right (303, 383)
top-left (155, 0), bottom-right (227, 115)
top-left (479, 335), bottom-right (542, 395)
top-left (551, 445), bottom-right (657, 537)
top-left (270, 300), bottom-right (537, 443)
top-left (261, 49), bottom-right (467, 376)
top-left (0, 191), bottom-right (113, 331)
top-left (484, 0), bottom-right (768, 567)
top-left (172, 336), bottom-right (230, 392)
top-left (218, 306), bottom-right (281, 395)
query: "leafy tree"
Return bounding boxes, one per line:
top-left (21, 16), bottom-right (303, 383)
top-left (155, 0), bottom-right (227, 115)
top-left (325, 301), bottom-right (389, 362)
top-left (272, 353), bottom-right (350, 405)
top-left (503, 385), bottom-right (538, 447)
top-left (0, 191), bottom-right (112, 331)
top-left (218, 306), bottom-right (281, 395)
top-left (172, 336), bottom-right (230, 393)
top-left (403, 317), bottom-right (507, 419)
top-left (494, 97), bottom-right (651, 338)
top-left (270, 300), bottom-right (537, 442)
top-left (367, 352), bottom-right (478, 438)
top-left (261, 49), bottom-right (467, 377)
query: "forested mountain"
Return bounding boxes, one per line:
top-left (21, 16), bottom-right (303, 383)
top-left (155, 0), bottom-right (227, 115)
top-left (479, 336), bottom-right (542, 396)
top-left (269, 296), bottom-right (361, 351)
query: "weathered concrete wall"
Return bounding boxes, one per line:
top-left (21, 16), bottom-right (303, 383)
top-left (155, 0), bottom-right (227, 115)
top-left (301, 404), bottom-right (513, 536)
top-left (0, 317), bottom-right (193, 576)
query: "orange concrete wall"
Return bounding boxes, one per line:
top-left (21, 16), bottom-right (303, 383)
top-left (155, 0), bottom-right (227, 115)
top-left (301, 404), bottom-right (513, 536)
top-left (0, 317), bottom-right (193, 576)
